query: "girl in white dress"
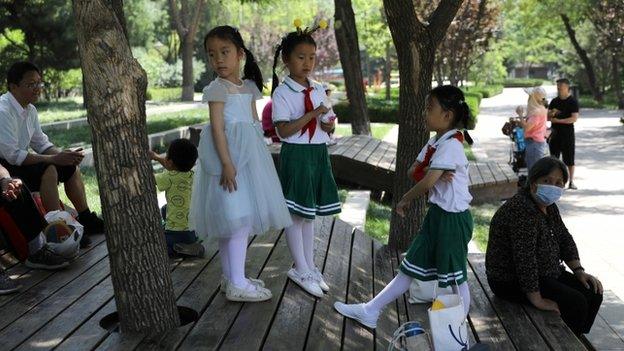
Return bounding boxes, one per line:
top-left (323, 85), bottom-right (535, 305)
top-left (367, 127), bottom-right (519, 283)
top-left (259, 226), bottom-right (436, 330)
top-left (191, 26), bottom-right (292, 302)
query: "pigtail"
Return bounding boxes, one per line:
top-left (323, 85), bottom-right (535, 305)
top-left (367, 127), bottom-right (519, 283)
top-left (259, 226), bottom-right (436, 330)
top-left (459, 101), bottom-right (474, 145)
top-left (271, 43), bottom-right (283, 96)
top-left (242, 47), bottom-right (264, 92)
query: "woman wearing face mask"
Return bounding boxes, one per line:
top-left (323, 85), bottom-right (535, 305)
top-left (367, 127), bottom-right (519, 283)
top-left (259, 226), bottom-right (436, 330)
top-left (485, 156), bottom-right (603, 336)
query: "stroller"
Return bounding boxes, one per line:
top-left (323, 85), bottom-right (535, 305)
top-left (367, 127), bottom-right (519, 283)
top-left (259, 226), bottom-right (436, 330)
top-left (501, 117), bottom-right (526, 173)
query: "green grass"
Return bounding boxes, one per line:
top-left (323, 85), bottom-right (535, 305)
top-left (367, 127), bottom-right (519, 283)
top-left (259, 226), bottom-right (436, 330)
top-left (462, 84), bottom-right (504, 99)
top-left (147, 87), bottom-right (183, 102)
top-left (38, 98), bottom-right (87, 124)
top-left (45, 108), bottom-right (207, 148)
top-left (495, 78), bottom-right (544, 88)
top-left (333, 123), bottom-right (396, 139)
top-left (579, 93), bottom-right (620, 110)
top-left (58, 167), bottom-right (101, 215)
top-left (471, 203), bottom-right (498, 252)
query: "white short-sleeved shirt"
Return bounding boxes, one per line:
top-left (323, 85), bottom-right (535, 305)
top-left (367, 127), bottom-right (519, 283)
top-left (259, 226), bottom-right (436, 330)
top-left (271, 76), bottom-right (335, 144)
top-left (416, 129), bottom-right (472, 212)
top-left (0, 92), bottom-right (54, 166)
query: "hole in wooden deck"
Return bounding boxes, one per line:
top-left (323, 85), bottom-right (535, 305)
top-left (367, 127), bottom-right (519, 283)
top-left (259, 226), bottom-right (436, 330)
top-left (99, 306), bottom-right (199, 332)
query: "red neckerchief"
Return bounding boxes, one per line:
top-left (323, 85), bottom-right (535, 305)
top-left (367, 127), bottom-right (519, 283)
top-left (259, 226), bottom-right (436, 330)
top-left (411, 131), bottom-right (464, 182)
top-left (300, 87), bottom-right (317, 142)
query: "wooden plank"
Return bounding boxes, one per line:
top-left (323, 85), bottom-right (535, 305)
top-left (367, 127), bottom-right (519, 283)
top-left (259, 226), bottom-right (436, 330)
top-left (465, 263), bottom-right (515, 349)
top-left (522, 304), bottom-right (586, 351)
top-left (468, 162), bottom-right (484, 188)
top-left (373, 242), bottom-right (401, 351)
top-left (584, 313), bottom-right (624, 350)
top-left (597, 291), bottom-right (624, 343)
top-left (262, 216), bottom-right (334, 350)
top-left (342, 230), bottom-right (375, 350)
top-left (0, 258), bottom-right (110, 350)
top-left (0, 234), bottom-right (106, 308)
top-left (377, 143), bottom-right (396, 171)
top-left (353, 138), bottom-right (381, 163)
top-left (221, 224), bottom-right (320, 350)
top-left (330, 135), bottom-right (358, 156)
top-left (343, 135), bottom-right (372, 159)
top-left (487, 162), bottom-right (508, 185)
top-left (493, 163), bottom-right (510, 183)
top-left (175, 229), bottom-right (282, 350)
top-left (365, 141), bottom-right (390, 167)
top-left (468, 253), bottom-right (549, 350)
top-left (0, 242), bottom-right (109, 330)
top-left (389, 251), bottom-right (409, 326)
top-left (476, 163), bottom-right (496, 187)
top-left (499, 163), bottom-right (518, 182)
top-left (306, 219), bottom-right (354, 350)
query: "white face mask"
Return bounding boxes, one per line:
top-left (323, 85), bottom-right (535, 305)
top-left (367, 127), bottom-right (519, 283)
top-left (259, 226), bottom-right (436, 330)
top-left (534, 184), bottom-right (565, 206)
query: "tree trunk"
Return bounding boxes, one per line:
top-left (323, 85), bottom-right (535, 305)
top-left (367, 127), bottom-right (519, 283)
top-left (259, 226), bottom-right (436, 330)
top-left (561, 14), bottom-right (603, 103)
top-left (612, 53), bottom-right (624, 109)
top-left (384, 0), bottom-right (462, 250)
top-left (385, 43), bottom-right (392, 101)
top-left (72, 0), bottom-right (180, 335)
top-left (334, 0), bottom-right (371, 135)
top-left (181, 35), bottom-right (195, 101)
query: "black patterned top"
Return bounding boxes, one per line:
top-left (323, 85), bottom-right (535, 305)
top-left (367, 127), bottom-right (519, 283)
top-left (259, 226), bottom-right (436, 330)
top-left (485, 188), bottom-right (580, 293)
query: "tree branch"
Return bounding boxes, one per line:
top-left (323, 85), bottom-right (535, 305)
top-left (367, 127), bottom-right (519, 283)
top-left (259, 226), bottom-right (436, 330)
top-left (168, 0), bottom-right (186, 37)
top-left (1, 31), bottom-right (30, 55)
top-left (188, 0), bottom-right (206, 37)
top-left (382, 0), bottom-right (424, 41)
top-left (427, 0), bottom-right (463, 44)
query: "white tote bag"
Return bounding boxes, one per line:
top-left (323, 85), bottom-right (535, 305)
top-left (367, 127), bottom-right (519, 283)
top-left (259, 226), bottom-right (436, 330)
top-left (408, 279), bottom-right (453, 304)
top-left (427, 294), bottom-right (469, 351)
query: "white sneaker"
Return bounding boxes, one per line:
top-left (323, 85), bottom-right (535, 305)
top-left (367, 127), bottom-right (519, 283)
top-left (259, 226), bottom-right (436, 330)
top-left (225, 282), bottom-right (272, 302)
top-left (287, 268), bottom-right (324, 298)
top-left (333, 302), bottom-right (379, 329)
top-left (220, 276), bottom-right (265, 294)
top-left (312, 267), bottom-right (330, 292)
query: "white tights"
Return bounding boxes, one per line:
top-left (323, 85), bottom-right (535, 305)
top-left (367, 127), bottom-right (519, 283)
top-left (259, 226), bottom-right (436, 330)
top-left (218, 225), bottom-right (252, 289)
top-left (285, 215), bottom-right (316, 273)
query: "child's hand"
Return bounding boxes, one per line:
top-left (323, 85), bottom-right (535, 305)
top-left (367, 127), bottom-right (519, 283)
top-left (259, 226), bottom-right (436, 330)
top-left (220, 163), bottom-right (238, 193)
top-left (315, 104), bottom-right (330, 116)
top-left (395, 197), bottom-right (411, 218)
top-left (149, 150), bottom-right (159, 161)
top-left (440, 171), bottom-right (454, 182)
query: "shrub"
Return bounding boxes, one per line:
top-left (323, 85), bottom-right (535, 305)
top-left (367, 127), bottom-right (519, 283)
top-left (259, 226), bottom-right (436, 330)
top-left (496, 78), bottom-right (544, 88)
top-left (463, 84), bottom-right (504, 98)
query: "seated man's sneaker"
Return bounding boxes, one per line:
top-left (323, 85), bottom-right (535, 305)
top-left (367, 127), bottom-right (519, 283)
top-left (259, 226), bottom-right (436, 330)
top-left (25, 245), bottom-right (70, 270)
top-left (0, 270), bottom-right (21, 295)
top-left (334, 302), bottom-right (379, 329)
top-left (225, 281), bottom-right (272, 302)
top-left (78, 211), bottom-right (105, 235)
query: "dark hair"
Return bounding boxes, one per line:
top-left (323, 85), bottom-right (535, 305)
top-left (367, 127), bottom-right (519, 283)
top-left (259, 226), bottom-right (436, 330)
top-left (428, 85), bottom-right (474, 145)
top-left (556, 78), bottom-right (571, 86)
top-left (7, 62), bottom-right (41, 90)
top-left (203, 26), bottom-right (264, 92)
top-left (167, 138), bottom-right (198, 172)
top-left (271, 31), bottom-right (317, 95)
top-left (526, 156), bottom-right (569, 189)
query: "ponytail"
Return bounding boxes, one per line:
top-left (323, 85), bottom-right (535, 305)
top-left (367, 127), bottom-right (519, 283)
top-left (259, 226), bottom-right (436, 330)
top-left (242, 47), bottom-right (263, 92)
top-left (271, 44), bottom-right (283, 96)
top-left (429, 85), bottom-right (474, 145)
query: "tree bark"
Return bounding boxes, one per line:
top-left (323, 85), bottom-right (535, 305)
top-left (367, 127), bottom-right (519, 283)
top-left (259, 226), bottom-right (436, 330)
top-left (561, 14), bottom-right (603, 103)
top-left (612, 53), bottom-right (624, 109)
top-left (334, 0), bottom-right (371, 135)
top-left (72, 0), bottom-right (180, 335)
top-left (384, 0), bottom-right (462, 250)
top-left (168, 0), bottom-right (206, 101)
top-left (385, 42), bottom-right (392, 100)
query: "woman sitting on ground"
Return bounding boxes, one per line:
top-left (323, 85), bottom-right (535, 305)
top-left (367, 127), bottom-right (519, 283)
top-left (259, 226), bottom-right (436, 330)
top-left (486, 156), bottom-right (603, 335)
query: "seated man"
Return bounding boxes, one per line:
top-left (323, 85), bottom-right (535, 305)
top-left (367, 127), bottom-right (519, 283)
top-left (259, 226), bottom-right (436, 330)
top-left (0, 62), bottom-right (103, 247)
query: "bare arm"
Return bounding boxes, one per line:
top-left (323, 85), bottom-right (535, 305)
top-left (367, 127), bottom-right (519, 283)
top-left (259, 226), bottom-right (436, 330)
top-left (395, 169), bottom-right (444, 217)
top-left (275, 105), bottom-right (328, 138)
top-left (209, 102), bottom-right (238, 192)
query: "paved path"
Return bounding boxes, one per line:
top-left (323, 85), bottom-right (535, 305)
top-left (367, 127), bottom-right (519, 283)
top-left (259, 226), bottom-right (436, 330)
top-left (472, 86), bottom-right (624, 303)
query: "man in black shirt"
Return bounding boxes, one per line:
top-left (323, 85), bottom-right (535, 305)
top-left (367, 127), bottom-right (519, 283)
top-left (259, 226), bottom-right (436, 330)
top-left (548, 78), bottom-right (579, 189)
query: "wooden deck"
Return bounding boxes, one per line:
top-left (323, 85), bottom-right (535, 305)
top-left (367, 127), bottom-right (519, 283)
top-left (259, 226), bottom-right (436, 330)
top-left (3, 215), bottom-right (619, 350)
top-left (268, 135), bottom-right (519, 204)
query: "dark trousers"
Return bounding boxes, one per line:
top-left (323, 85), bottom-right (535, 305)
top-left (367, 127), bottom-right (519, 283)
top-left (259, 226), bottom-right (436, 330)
top-left (0, 186), bottom-right (47, 260)
top-left (488, 271), bottom-right (602, 335)
top-left (160, 205), bottom-right (197, 256)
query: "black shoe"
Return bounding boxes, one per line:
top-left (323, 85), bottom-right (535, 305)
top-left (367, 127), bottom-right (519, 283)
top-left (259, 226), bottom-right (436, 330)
top-left (78, 211), bottom-right (105, 235)
top-left (0, 270), bottom-right (21, 295)
top-left (25, 245), bottom-right (70, 270)
top-left (80, 234), bottom-right (92, 248)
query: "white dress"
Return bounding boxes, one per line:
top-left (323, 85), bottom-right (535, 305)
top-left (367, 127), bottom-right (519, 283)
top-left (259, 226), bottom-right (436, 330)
top-left (190, 78), bottom-right (292, 239)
